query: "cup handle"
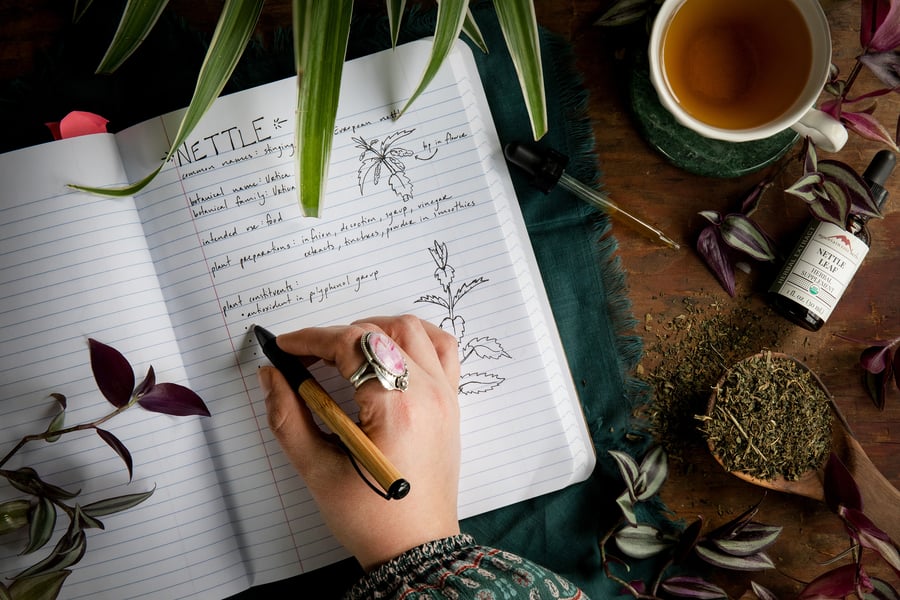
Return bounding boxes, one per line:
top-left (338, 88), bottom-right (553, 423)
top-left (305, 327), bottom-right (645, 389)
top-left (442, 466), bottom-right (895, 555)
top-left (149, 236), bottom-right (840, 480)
top-left (790, 108), bottom-right (848, 153)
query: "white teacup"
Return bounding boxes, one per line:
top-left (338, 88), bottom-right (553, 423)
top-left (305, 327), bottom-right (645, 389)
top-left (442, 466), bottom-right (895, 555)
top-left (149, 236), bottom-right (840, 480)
top-left (648, 0), bottom-right (847, 152)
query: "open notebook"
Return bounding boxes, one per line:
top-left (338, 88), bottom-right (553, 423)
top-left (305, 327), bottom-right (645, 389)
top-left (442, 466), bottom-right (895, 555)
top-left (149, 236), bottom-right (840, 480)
top-left (0, 40), bottom-right (595, 599)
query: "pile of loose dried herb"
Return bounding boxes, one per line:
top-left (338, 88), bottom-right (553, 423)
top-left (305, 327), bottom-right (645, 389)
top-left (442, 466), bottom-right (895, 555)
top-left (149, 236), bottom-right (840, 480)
top-left (701, 352), bottom-right (832, 481)
top-left (640, 296), bottom-right (792, 462)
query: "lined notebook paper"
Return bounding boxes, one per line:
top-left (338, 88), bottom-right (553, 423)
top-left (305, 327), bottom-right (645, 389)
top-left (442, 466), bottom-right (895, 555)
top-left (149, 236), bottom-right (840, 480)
top-left (0, 40), bottom-right (595, 599)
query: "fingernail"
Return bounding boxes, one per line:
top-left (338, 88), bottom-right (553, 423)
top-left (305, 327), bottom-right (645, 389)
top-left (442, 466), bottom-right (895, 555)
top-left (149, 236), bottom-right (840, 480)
top-left (257, 366), bottom-right (273, 395)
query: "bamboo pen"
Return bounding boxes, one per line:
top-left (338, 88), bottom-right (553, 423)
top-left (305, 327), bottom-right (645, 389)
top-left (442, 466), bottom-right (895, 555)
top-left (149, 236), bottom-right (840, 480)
top-left (253, 324), bottom-right (410, 500)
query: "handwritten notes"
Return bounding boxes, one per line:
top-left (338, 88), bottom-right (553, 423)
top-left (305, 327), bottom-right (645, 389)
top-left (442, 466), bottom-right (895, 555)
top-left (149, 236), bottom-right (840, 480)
top-left (1, 39), bottom-right (593, 599)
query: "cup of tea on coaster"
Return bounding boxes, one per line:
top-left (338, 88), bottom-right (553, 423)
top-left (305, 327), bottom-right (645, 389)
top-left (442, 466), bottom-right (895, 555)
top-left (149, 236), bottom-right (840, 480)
top-left (648, 0), bottom-right (847, 152)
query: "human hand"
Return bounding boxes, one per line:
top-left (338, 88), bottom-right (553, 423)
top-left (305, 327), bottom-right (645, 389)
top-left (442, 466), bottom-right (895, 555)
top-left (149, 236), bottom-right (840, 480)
top-left (257, 315), bottom-right (461, 571)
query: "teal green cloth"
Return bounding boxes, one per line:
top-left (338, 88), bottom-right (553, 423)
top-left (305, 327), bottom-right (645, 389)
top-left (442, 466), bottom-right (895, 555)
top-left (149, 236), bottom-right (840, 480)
top-left (0, 3), bottom-right (664, 598)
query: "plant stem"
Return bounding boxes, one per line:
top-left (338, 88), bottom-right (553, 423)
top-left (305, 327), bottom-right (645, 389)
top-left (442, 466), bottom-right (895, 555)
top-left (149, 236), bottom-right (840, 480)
top-left (0, 402), bottom-right (131, 469)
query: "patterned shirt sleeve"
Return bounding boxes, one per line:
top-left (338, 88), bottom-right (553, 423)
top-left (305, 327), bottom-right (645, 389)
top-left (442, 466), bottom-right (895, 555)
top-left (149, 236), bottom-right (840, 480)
top-left (343, 533), bottom-right (590, 599)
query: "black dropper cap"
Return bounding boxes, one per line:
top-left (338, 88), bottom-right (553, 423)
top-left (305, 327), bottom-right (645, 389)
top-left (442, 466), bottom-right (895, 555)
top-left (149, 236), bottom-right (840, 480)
top-left (503, 141), bottom-right (568, 193)
top-left (862, 150), bottom-right (895, 211)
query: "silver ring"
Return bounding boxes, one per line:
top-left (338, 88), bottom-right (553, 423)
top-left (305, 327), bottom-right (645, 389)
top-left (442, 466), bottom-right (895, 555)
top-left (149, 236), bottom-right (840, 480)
top-left (348, 332), bottom-right (409, 392)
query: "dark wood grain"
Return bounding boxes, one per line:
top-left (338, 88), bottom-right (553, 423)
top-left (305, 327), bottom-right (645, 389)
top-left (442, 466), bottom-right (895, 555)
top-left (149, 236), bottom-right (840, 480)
top-left (1, 1), bottom-right (897, 597)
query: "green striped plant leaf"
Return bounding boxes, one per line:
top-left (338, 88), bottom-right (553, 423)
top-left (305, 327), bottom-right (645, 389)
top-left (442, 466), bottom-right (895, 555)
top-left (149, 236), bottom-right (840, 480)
top-left (462, 8), bottom-right (490, 53)
top-left (71, 0), bottom-right (265, 198)
top-left (494, 0), bottom-right (547, 140)
top-left (398, 0), bottom-right (468, 117)
top-left (293, 0), bottom-right (354, 217)
top-left (387, 0), bottom-right (407, 48)
top-left (96, 0), bottom-right (171, 73)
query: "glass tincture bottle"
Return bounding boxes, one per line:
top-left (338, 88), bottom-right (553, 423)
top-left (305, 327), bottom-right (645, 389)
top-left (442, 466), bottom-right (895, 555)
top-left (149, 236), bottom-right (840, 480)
top-left (768, 150), bottom-right (895, 331)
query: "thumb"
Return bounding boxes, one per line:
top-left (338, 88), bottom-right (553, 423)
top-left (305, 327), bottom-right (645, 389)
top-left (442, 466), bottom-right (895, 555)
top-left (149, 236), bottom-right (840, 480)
top-left (258, 366), bottom-right (339, 476)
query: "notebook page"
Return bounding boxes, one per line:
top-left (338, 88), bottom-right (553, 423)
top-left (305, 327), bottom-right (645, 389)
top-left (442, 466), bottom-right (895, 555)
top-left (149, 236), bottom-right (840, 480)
top-left (115, 39), bottom-right (592, 583)
top-left (0, 136), bottom-right (247, 599)
top-left (445, 51), bottom-right (596, 515)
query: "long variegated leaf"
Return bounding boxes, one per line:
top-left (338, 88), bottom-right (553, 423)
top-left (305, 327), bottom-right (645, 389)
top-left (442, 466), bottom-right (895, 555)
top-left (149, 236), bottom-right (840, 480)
top-left (595, 0), bottom-right (654, 27)
top-left (71, 0), bottom-right (265, 198)
top-left (386, 0), bottom-right (406, 48)
top-left (462, 8), bottom-right (489, 53)
top-left (494, 0), bottom-right (547, 140)
top-left (719, 214), bottom-right (777, 261)
top-left (615, 524), bottom-right (674, 559)
top-left (294, 0), bottom-right (354, 217)
top-left (399, 0), bottom-right (468, 117)
top-left (820, 159), bottom-right (884, 217)
top-left (96, 0), bottom-right (171, 73)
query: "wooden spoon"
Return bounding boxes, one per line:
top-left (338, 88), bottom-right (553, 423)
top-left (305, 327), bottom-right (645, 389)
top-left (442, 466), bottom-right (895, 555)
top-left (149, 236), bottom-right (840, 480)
top-left (706, 351), bottom-right (900, 542)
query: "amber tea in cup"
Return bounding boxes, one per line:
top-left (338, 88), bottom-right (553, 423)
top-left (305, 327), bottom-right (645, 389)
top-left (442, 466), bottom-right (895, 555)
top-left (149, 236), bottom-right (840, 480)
top-left (648, 0), bottom-right (847, 151)
top-left (662, 0), bottom-right (812, 130)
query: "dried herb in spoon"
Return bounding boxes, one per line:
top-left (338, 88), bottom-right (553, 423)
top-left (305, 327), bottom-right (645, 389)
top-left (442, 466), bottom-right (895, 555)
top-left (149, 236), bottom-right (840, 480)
top-left (701, 352), bottom-right (832, 481)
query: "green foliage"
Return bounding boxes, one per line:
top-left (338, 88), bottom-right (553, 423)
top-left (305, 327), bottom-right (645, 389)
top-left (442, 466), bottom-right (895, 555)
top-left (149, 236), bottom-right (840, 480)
top-left (80, 1), bottom-right (547, 217)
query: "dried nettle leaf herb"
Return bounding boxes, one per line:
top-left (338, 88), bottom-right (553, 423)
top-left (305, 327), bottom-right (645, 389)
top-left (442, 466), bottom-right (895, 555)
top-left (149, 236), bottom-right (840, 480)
top-left (703, 353), bottom-right (832, 481)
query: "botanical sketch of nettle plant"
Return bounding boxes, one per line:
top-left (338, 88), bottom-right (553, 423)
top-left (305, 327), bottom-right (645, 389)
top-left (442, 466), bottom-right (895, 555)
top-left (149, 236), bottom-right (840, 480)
top-left (416, 240), bottom-right (510, 395)
top-left (354, 129), bottom-right (415, 202)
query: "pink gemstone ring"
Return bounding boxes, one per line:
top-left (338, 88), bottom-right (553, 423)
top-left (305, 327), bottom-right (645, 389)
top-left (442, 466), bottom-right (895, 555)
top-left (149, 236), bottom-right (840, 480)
top-left (349, 332), bottom-right (409, 392)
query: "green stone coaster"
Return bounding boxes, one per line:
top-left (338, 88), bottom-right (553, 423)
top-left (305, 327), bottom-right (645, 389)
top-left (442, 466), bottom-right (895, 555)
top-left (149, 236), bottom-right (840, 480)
top-left (628, 54), bottom-right (799, 178)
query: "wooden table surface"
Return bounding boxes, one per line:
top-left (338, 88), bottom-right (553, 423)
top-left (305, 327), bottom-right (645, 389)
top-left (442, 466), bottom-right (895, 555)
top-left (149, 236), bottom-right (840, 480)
top-left (2, 1), bottom-right (897, 597)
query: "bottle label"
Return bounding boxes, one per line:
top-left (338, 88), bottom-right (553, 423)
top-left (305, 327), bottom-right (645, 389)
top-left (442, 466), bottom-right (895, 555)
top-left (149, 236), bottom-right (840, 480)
top-left (769, 221), bottom-right (869, 322)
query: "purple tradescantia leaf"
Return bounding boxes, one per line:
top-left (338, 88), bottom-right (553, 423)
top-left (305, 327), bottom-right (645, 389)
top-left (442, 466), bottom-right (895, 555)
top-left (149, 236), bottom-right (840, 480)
top-left (719, 214), bottom-right (777, 262)
top-left (134, 366), bottom-right (156, 398)
top-left (740, 179), bottom-right (773, 215)
top-left (609, 450), bottom-right (641, 498)
top-left (695, 543), bottom-right (775, 571)
top-left (699, 210), bottom-right (723, 225)
top-left (799, 563), bottom-right (873, 599)
top-left (138, 383), bottom-right (210, 417)
top-left (867, 0), bottom-right (900, 52)
top-left (661, 576), bottom-right (728, 599)
top-left (841, 110), bottom-right (900, 151)
top-left (864, 367), bottom-right (890, 410)
top-left (862, 0), bottom-right (894, 48)
top-left (88, 339), bottom-right (135, 408)
top-left (635, 445), bottom-right (668, 500)
top-left (673, 518), bottom-right (704, 564)
top-left (709, 522), bottom-right (782, 557)
top-left (838, 505), bottom-right (900, 571)
top-left (697, 226), bottom-right (735, 296)
top-left (803, 137), bottom-right (819, 173)
top-left (752, 581), bottom-right (779, 600)
top-left (95, 427), bottom-right (133, 482)
top-left (786, 172), bottom-right (827, 204)
top-left (809, 180), bottom-right (850, 227)
top-left (869, 577), bottom-right (900, 600)
top-left (824, 453), bottom-right (863, 513)
top-left (860, 50), bottom-right (900, 87)
top-left (862, 344), bottom-right (894, 373)
top-left (615, 523), bottom-right (675, 559)
top-left (820, 160), bottom-right (883, 217)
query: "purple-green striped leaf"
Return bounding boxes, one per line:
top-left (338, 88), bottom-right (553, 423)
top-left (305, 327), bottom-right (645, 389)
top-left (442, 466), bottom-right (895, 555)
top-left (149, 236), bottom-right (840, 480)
top-left (697, 226), bottom-right (735, 296)
top-left (661, 576), bottom-right (728, 599)
top-left (799, 564), bottom-right (873, 599)
top-left (719, 214), bottom-right (777, 261)
top-left (820, 159), bottom-right (883, 217)
top-left (709, 522), bottom-right (782, 557)
top-left (695, 543), bottom-right (775, 571)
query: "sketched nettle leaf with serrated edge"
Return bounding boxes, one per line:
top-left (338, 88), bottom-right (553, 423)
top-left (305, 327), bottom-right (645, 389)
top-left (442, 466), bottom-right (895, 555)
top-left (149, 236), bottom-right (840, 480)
top-left (354, 129), bottom-right (415, 201)
top-left (416, 240), bottom-right (510, 395)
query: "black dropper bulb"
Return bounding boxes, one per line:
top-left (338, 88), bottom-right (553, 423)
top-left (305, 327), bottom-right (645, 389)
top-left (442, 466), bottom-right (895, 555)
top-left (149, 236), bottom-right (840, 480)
top-left (503, 141), bottom-right (568, 193)
top-left (862, 150), bottom-right (896, 211)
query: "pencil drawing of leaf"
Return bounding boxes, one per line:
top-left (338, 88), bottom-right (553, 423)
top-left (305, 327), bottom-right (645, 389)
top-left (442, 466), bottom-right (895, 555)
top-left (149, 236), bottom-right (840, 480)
top-left (414, 294), bottom-right (450, 309)
top-left (453, 277), bottom-right (488, 304)
top-left (458, 372), bottom-right (505, 395)
top-left (464, 337), bottom-right (511, 361)
top-left (389, 172), bottom-right (414, 201)
top-left (440, 315), bottom-right (466, 339)
top-left (358, 157), bottom-right (380, 193)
